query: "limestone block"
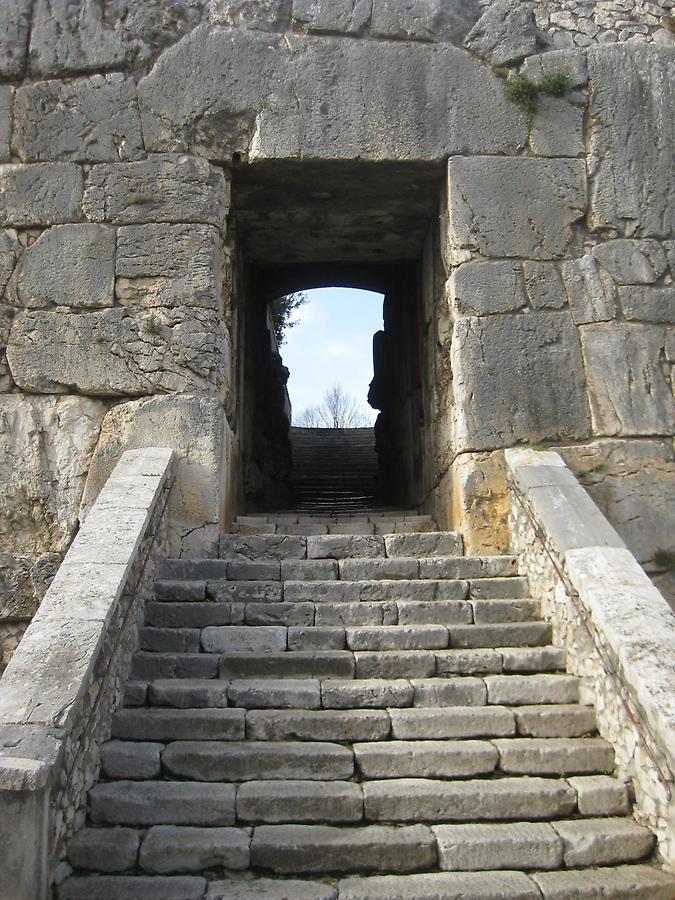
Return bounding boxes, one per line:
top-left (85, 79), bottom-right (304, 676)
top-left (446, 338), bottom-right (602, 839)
top-left (7, 306), bottom-right (229, 396)
top-left (0, 230), bottom-right (20, 295)
top-left (0, 87), bottom-right (12, 162)
top-left (81, 395), bottom-right (228, 557)
top-left (558, 439), bottom-right (675, 566)
top-left (561, 255), bottom-right (617, 325)
top-left (618, 285), bottom-right (675, 324)
top-left (140, 825), bottom-right (250, 873)
top-left (522, 262), bottom-right (567, 310)
top-left (293, 0), bottom-right (372, 35)
top-left (139, 28), bottom-right (526, 161)
top-left (0, 551), bottom-right (61, 623)
top-left (588, 45), bottom-right (674, 237)
top-left (434, 822), bottom-right (562, 871)
top-left (530, 97), bottom-right (585, 158)
top-left (0, 307), bottom-right (15, 391)
top-left (448, 261), bottom-right (527, 317)
top-left (210, 0), bottom-right (290, 30)
top-left (521, 49), bottom-right (588, 89)
top-left (29, 0), bottom-right (127, 76)
top-left (13, 74), bottom-right (144, 164)
top-left (451, 451), bottom-right (509, 556)
top-left (116, 224), bottom-right (226, 312)
top-left (0, 0), bottom-right (31, 78)
top-left (0, 395), bottom-right (106, 559)
top-left (451, 312), bottom-right (591, 451)
top-left (370, 0), bottom-right (482, 44)
top-left (580, 323), bottom-right (675, 435)
top-left (447, 157), bottom-right (586, 262)
top-left (592, 239), bottom-right (668, 284)
top-left (83, 156), bottom-right (229, 228)
top-left (0, 164), bottom-right (83, 227)
top-left (8, 225), bottom-right (115, 309)
top-left (464, 0), bottom-right (539, 65)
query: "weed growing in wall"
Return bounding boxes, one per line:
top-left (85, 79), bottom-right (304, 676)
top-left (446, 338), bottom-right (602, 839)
top-left (500, 68), bottom-right (571, 117)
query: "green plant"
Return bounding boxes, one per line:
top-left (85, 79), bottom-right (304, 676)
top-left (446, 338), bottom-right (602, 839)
top-left (505, 74), bottom-right (540, 116)
top-left (493, 66), bottom-right (510, 80)
top-left (538, 69), bottom-right (570, 97)
top-left (654, 549), bottom-right (675, 571)
top-left (144, 315), bottom-right (160, 335)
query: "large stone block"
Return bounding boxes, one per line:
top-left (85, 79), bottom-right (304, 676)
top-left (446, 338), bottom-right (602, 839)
top-left (447, 157), bottom-right (586, 262)
top-left (6, 306), bottom-right (229, 397)
top-left (0, 87), bottom-right (12, 162)
top-left (559, 439), bottom-right (675, 567)
top-left (29, 0), bottom-right (127, 76)
top-left (451, 451), bottom-right (509, 556)
top-left (618, 286), bottom-right (675, 324)
top-left (530, 96), bottom-right (585, 159)
top-left (561, 256), bottom-right (617, 325)
top-left (0, 306), bottom-right (15, 391)
top-left (81, 395), bottom-right (229, 557)
top-left (210, 0), bottom-right (290, 30)
top-left (0, 164), bottom-right (83, 227)
top-left (0, 395), bottom-right (106, 559)
top-left (0, 0), bottom-right (31, 78)
top-left (522, 262), bottom-right (566, 310)
top-left (116, 224), bottom-right (227, 311)
top-left (83, 156), bottom-right (229, 228)
top-left (0, 551), bottom-right (62, 623)
top-left (592, 239), bottom-right (668, 285)
top-left (292, 0), bottom-right (372, 35)
top-left (8, 225), bottom-right (115, 309)
top-left (139, 27), bottom-right (526, 161)
top-left (451, 312), bottom-right (591, 451)
top-left (588, 45), bottom-right (674, 237)
top-left (580, 323), bottom-right (675, 436)
top-left (448, 261), bottom-right (526, 317)
top-left (464, 0), bottom-right (539, 65)
top-left (13, 74), bottom-right (145, 163)
top-left (0, 231), bottom-right (20, 296)
top-left (369, 0), bottom-right (482, 43)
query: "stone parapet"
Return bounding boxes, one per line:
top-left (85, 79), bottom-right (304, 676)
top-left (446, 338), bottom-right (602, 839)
top-left (0, 447), bottom-right (176, 900)
top-left (506, 447), bottom-right (675, 867)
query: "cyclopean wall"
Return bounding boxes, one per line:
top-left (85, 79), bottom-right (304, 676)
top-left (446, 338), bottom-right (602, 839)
top-left (0, 0), bottom-right (673, 669)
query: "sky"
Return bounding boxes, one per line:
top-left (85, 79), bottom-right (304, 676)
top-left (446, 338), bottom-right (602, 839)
top-left (279, 287), bottom-right (384, 423)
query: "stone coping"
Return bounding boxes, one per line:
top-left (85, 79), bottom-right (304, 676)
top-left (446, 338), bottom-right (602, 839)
top-left (0, 447), bottom-right (175, 789)
top-left (505, 447), bottom-right (675, 781)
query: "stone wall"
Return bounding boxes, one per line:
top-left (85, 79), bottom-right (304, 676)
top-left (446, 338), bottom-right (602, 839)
top-left (0, 447), bottom-right (175, 899)
top-left (506, 448), bottom-right (675, 866)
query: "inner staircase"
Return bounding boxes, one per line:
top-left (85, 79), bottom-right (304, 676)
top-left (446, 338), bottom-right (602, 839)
top-left (59, 511), bottom-right (675, 899)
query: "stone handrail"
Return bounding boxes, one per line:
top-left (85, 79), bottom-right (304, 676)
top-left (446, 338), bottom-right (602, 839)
top-left (0, 447), bottom-right (176, 900)
top-left (506, 448), bottom-right (675, 868)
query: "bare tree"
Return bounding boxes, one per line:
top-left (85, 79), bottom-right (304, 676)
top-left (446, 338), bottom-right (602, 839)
top-left (295, 384), bottom-right (373, 428)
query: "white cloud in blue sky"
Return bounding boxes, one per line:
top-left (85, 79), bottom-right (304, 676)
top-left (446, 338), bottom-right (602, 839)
top-left (280, 287), bottom-right (384, 422)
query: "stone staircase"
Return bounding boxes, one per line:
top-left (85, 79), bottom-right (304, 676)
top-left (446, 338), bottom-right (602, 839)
top-left (58, 511), bottom-right (675, 899)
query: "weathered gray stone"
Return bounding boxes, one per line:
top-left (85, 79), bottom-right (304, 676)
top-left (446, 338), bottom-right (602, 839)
top-left (434, 822), bottom-right (562, 871)
top-left (201, 625), bottom-right (287, 653)
top-left (412, 677), bottom-right (486, 707)
top-left (396, 600), bottom-right (470, 626)
top-left (0, 0), bottom-right (31, 78)
top-left (83, 156), bottom-right (229, 228)
top-left (568, 775), bottom-right (630, 816)
top-left (210, 0), bottom-right (290, 30)
top-left (0, 230), bottom-right (20, 295)
top-left (588, 45), bottom-right (674, 237)
top-left (354, 739), bottom-right (498, 778)
top-left (292, 0), bottom-right (372, 35)
top-left (163, 740), bottom-right (354, 781)
top-left (447, 157), bottom-right (586, 262)
top-left (532, 866), bottom-right (675, 900)
top-left (7, 306), bottom-right (228, 396)
top-left (338, 871), bottom-right (540, 900)
top-left (219, 650), bottom-right (354, 680)
top-left (139, 27), bottom-right (526, 161)
top-left (340, 559), bottom-right (418, 581)
top-left (346, 625), bottom-right (448, 651)
top-left (472, 599), bottom-right (539, 624)
top-left (14, 75), bottom-right (144, 163)
top-left (389, 706), bottom-right (515, 740)
top-left (29, 0), bottom-right (128, 76)
top-left (530, 95), bottom-right (585, 158)
top-left (0, 164), bottom-right (83, 227)
top-left (321, 679), bottom-right (414, 709)
top-left (149, 678), bottom-right (230, 708)
top-left (485, 674), bottom-right (580, 706)
top-left (116, 224), bottom-right (226, 311)
top-left (307, 535), bottom-right (384, 560)
top-left (90, 781), bottom-right (236, 826)
top-left (289, 626), bottom-right (346, 650)
top-left (384, 532), bottom-right (463, 558)
top-left (246, 709), bottom-right (391, 742)
top-left (0, 396), bottom-right (106, 557)
top-left (618, 286), bottom-right (675, 324)
top-left (593, 239), bottom-right (668, 284)
top-left (101, 741), bottom-right (163, 779)
top-left (502, 647), bottom-right (567, 674)
top-left (363, 777), bottom-right (576, 821)
top-left (112, 708), bottom-right (245, 741)
top-left (236, 780), bottom-right (363, 823)
top-left (523, 262), bottom-right (567, 310)
top-left (494, 737), bottom-right (614, 775)
top-left (139, 825), bottom-right (250, 873)
top-left (451, 312), bottom-right (591, 452)
top-left (67, 827), bottom-right (141, 873)
top-left (514, 704), bottom-right (596, 738)
top-left (220, 534), bottom-right (306, 561)
top-left (281, 559), bottom-right (338, 581)
top-left (448, 261), bottom-right (527, 317)
top-left (464, 0), bottom-right (539, 65)
top-left (369, 0), bottom-right (482, 44)
top-left (207, 878), bottom-right (337, 900)
top-left (580, 323), bottom-right (675, 435)
top-left (229, 678), bottom-right (320, 709)
top-left (9, 225), bottom-right (115, 309)
top-left (60, 876), bottom-right (209, 900)
top-left (246, 602), bottom-right (314, 627)
top-left (0, 87), bottom-right (11, 161)
top-left (435, 648), bottom-right (502, 674)
top-left (553, 818), bottom-right (654, 866)
top-left (562, 255), bottom-right (617, 324)
top-left (250, 823), bottom-right (436, 873)
top-left (521, 49), bottom-right (588, 89)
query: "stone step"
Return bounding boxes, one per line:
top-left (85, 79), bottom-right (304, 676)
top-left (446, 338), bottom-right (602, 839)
top-left (337, 871), bottom-right (540, 900)
top-left (531, 864), bottom-right (675, 899)
top-left (218, 532), bottom-right (464, 561)
top-left (237, 780), bottom-right (364, 824)
top-left (59, 876), bottom-right (208, 900)
top-left (112, 708), bottom-right (246, 741)
top-left (90, 781), bottom-right (237, 826)
top-left (157, 555), bottom-right (521, 584)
